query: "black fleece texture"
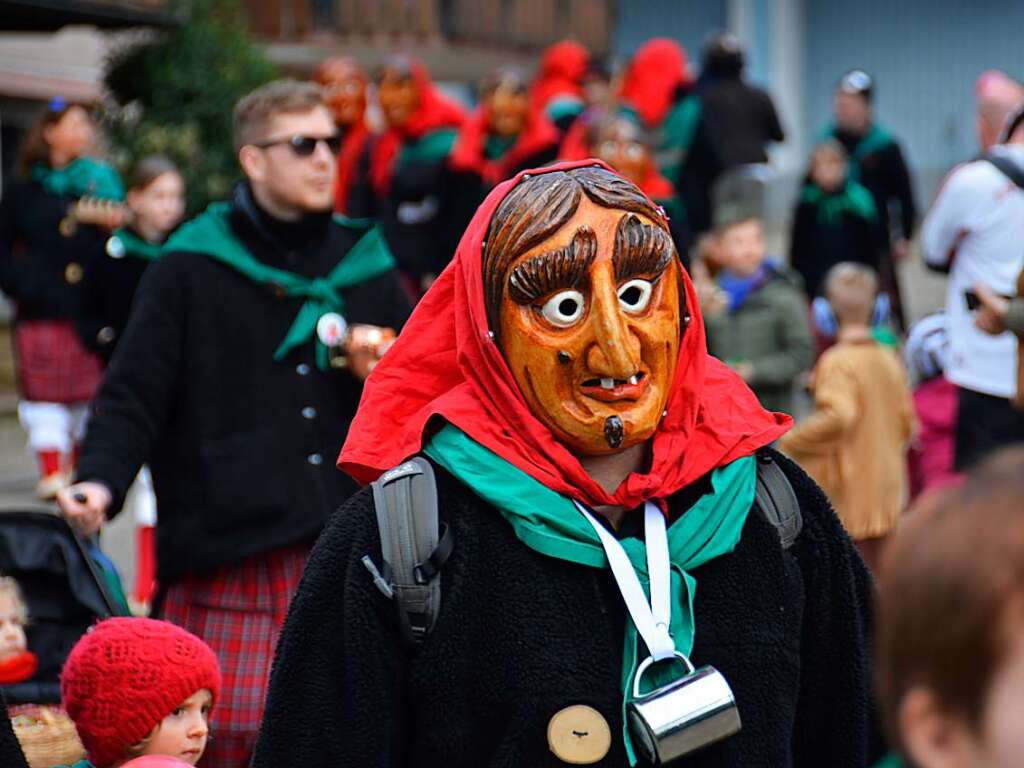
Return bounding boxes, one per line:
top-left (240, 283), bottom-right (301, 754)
top-left (75, 185), bottom-right (411, 583)
top-left (0, 693), bottom-right (28, 768)
top-left (254, 449), bottom-right (881, 767)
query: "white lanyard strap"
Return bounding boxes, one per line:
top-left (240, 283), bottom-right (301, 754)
top-left (575, 500), bottom-right (676, 661)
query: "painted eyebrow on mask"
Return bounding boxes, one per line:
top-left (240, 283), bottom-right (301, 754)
top-left (508, 225), bottom-right (597, 304)
top-left (613, 213), bottom-right (674, 282)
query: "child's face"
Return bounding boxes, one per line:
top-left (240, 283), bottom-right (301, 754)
top-left (717, 219), bottom-right (766, 278)
top-left (0, 592), bottom-right (27, 661)
top-left (810, 148), bottom-right (846, 192)
top-left (139, 689), bottom-right (212, 766)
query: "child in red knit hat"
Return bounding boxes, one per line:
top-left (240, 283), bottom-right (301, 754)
top-left (60, 618), bottom-right (221, 768)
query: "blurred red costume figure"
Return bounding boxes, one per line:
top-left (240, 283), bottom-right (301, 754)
top-left (314, 57), bottom-right (371, 216)
top-left (619, 38), bottom-right (691, 131)
top-left (530, 40), bottom-right (589, 132)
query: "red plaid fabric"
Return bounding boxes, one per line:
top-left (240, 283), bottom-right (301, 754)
top-left (14, 319), bottom-right (102, 403)
top-left (159, 541), bottom-right (311, 768)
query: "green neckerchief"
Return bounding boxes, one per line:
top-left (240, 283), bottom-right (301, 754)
top-left (31, 157), bottom-right (124, 201)
top-left (800, 180), bottom-right (877, 227)
top-left (484, 134), bottom-right (516, 161)
top-left (164, 202), bottom-right (395, 369)
top-left (872, 753), bottom-right (905, 768)
top-left (825, 122), bottom-right (895, 183)
top-left (545, 95), bottom-right (585, 124)
top-left (397, 128), bottom-right (459, 169)
top-left (108, 228), bottom-right (163, 262)
top-left (655, 95), bottom-right (702, 182)
top-left (422, 423), bottom-right (756, 765)
top-left (872, 325), bottom-right (899, 348)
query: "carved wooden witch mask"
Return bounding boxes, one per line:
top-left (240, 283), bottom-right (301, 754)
top-left (483, 167), bottom-right (683, 456)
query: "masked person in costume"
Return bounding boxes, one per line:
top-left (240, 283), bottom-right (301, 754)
top-left (449, 67), bottom-right (560, 234)
top-left (531, 40), bottom-right (590, 134)
top-left (366, 54), bottom-right (466, 296)
top-left (254, 162), bottom-right (877, 767)
top-left (824, 69), bottom-right (916, 329)
top-left (57, 80), bottom-right (411, 768)
top-left (0, 99), bottom-right (124, 500)
top-left (619, 38), bottom-right (722, 240)
top-left (314, 56), bottom-right (373, 217)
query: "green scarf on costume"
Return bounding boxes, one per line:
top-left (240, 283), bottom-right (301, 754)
top-left (423, 423), bottom-right (756, 765)
top-left (545, 95), bottom-right (585, 125)
top-left (107, 228), bottom-right (163, 262)
top-left (872, 753), bottom-right (905, 768)
top-left (800, 181), bottom-right (877, 227)
top-left (484, 134), bottom-right (516, 161)
top-left (825, 122), bottom-right (896, 183)
top-left (397, 128), bottom-right (459, 168)
top-left (654, 96), bottom-right (702, 182)
top-left (165, 203), bottom-right (395, 369)
top-left (31, 157), bottom-right (124, 201)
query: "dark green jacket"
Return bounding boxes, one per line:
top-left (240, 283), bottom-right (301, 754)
top-left (704, 265), bottom-right (814, 415)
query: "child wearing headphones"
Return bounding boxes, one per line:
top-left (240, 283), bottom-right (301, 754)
top-left (780, 262), bottom-right (914, 572)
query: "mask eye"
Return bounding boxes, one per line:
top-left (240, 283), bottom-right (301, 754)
top-left (618, 279), bottom-right (653, 313)
top-left (540, 290), bottom-right (585, 328)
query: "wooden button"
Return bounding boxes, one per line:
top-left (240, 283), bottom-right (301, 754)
top-left (64, 262), bottom-right (83, 285)
top-left (547, 704), bottom-right (611, 764)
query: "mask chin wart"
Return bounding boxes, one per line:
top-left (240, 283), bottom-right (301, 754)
top-left (604, 415), bottom-right (625, 449)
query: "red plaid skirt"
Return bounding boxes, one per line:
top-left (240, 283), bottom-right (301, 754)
top-left (14, 319), bottom-right (103, 403)
top-left (160, 541), bottom-right (311, 768)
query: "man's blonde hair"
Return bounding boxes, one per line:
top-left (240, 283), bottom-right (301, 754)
top-left (825, 262), bottom-right (879, 326)
top-left (233, 79), bottom-right (326, 152)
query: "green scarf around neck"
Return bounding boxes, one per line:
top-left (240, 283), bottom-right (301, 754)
top-left (164, 202), bottom-right (395, 369)
top-left (422, 423), bottom-right (756, 765)
top-left (32, 157), bottom-right (125, 201)
top-left (107, 228), bottom-right (163, 262)
top-left (800, 180), bottom-right (877, 228)
top-left (825, 122), bottom-right (895, 183)
top-left (655, 96), bottom-right (702, 182)
top-left (397, 128), bottom-right (459, 168)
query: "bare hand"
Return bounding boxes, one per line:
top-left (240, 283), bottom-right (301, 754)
top-left (57, 482), bottom-right (112, 538)
top-left (974, 282), bottom-right (1010, 335)
top-left (74, 198), bottom-right (128, 232)
top-left (345, 325), bottom-right (396, 381)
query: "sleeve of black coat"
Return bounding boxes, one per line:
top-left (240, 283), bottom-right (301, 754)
top-left (677, 113), bottom-right (723, 237)
top-left (0, 693), bottom-right (29, 768)
top-left (0, 184), bottom-right (20, 297)
top-left (773, 450), bottom-right (885, 766)
top-left (788, 201), bottom-right (816, 295)
top-left (253, 488), bottom-right (410, 768)
top-left (888, 142), bottom-right (917, 241)
top-left (760, 89), bottom-right (785, 143)
top-left (75, 255), bottom-right (186, 513)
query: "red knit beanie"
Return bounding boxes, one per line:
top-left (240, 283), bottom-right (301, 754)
top-left (61, 618), bottom-right (222, 768)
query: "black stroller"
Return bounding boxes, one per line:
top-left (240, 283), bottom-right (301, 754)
top-left (0, 510), bottom-right (129, 705)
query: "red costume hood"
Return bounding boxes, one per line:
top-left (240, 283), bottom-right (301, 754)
top-left (449, 105), bottom-right (560, 187)
top-left (334, 121), bottom-right (370, 215)
top-left (370, 58), bottom-right (466, 196)
top-left (620, 38), bottom-right (692, 128)
top-left (340, 160), bottom-right (790, 509)
top-left (530, 40), bottom-right (589, 112)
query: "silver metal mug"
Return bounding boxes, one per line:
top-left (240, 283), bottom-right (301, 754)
top-left (626, 652), bottom-right (742, 765)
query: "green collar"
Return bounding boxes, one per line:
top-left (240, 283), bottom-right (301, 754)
top-left (484, 134), bottom-right (516, 161)
top-left (800, 181), bottom-right (877, 227)
top-left (397, 128), bottom-right (459, 168)
top-left (423, 423), bottom-right (756, 765)
top-left (826, 122), bottom-right (895, 182)
top-left (164, 203), bottom-right (395, 368)
top-left (655, 96), bottom-right (702, 181)
top-left (31, 157), bottom-right (124, 201)
top-left (107, 229), bottom-right (163, 262)
top-left (872, 753), bottom-right (905, 768)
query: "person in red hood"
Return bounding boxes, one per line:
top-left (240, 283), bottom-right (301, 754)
top-left (531, 40), bottom-right (590, 133)
top-left (254, 162), bottom-right (878, 768)
top-left (449, 67), bottom-right (560, 236)
top-left (314, 56), bottom-right (372, 217)
top-left (364, 54), bottom-right (466, 296)
top-left (620, 38), bottom-right (722, 238)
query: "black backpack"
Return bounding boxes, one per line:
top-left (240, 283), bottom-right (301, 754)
top-left (364, 452), bottom-right (802, 646)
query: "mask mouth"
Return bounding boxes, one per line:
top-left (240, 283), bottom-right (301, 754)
top-left (579, 371), bottom-right (648, 402)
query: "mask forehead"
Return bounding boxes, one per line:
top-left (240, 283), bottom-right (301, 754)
top-left (496, 196), bottom-right (681, 456)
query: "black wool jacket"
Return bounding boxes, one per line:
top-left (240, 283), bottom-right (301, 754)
top-left (76, 185), bottom-right (411, 584)
top-left (254, 450), bottom-right (881, 768)
top-left (0, 178), bottom-right (106, 322)
top-left (0, 693), bottom-right (28, 768)
top-left (834, 128), bottom-right (917, 244)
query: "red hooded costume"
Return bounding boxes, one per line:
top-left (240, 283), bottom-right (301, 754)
top-left (340, 160), bottom-right (789, 510)
top-left (449, 104), bottom-right (560, 188)
top-left (530, 41), bottom-right (589, 113)
top-left (619, 38), bottom-right (692, 128)
top-left (369, 58), bottom-right (466, 197)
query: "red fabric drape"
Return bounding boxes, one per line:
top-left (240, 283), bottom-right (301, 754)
top-left (530, 40), bottom-right (589, 112)
top-left (340, 160), bottom-right (790, 509)
top-left (333, 122), bottom-right (370, 215)
top-left (449, 106), bottom-right (559, 187)
top-left (619, 38), bottom-right (692, 128)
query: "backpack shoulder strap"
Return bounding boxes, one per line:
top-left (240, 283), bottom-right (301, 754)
top-left (368, 456), bottom-right (452, 646)
top-left (983, 151), bottom-right (1024, 191)
top-left (754, 453), bottom-right (803, 550)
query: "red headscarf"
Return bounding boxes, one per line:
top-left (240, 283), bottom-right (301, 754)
top-left (369, 58), bottom-right (466, 196)
top-left (340, 160), bottom-right (790, 509)
top-left (449, 104), bottom-right (559, 187)
top-left (530, 40), bottom-right (590, 112)
top-left (619, 38), bottom-right (692, 128)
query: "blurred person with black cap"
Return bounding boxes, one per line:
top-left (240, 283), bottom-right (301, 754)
top-left (922, 101), bottom-right (1024, 471)
top-left (826, 69), bottom-right (916, 330)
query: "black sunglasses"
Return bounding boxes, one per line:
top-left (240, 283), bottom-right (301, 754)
top-left (253, 133), bottom-right (341, 156)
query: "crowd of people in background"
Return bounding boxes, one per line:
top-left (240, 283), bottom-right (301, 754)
top-left (0, 26), bottom-right (1020, 768)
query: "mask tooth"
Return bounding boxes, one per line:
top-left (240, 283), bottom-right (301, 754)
top-left (600, 378), bottom-right (614, 390)
top-left (628, 375), bottom-right (638, 385)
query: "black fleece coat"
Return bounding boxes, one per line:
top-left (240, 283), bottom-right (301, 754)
top-left (833, 128), bottom-right (916, 244)
top-left (254, 449), bottom-right (880, 767)
top-left (0, 178), bottom-right (106, 322)
top-left (697, 75), bottom-right (785, 169)
top-left (76, 185), bottom-right (411, 584)
top-left (0, 694), bottom-right (28, 768)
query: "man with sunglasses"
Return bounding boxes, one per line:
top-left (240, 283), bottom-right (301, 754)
top-left (57, 79), bottom-right (411, 767)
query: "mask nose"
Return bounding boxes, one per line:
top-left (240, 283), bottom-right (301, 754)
top-left (585, 261), bottom-right (640, 378)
